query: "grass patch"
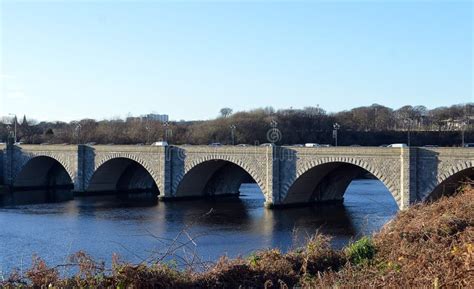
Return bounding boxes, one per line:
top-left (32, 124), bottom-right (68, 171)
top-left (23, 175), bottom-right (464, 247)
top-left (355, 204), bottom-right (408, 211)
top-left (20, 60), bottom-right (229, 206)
top-left (345, 236), bottom-right (376, 266)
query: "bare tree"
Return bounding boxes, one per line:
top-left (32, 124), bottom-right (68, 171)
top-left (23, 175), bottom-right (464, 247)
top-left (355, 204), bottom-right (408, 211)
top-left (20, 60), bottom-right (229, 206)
top-left (219, 108), bottom-right (233, 118)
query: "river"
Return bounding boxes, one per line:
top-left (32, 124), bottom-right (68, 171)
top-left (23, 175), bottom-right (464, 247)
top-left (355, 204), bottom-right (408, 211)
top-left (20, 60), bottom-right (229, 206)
top-left (0, 179), bottom-right (398, 274)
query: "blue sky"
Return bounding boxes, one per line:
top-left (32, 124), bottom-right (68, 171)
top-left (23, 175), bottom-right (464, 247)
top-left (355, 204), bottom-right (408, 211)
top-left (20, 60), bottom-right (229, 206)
top-left (0, 0), bottom-right (472, 122)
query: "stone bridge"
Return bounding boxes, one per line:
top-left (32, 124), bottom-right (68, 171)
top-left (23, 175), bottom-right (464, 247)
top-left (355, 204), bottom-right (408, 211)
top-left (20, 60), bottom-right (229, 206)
top-left (1, 143), bottom-right (473, 209)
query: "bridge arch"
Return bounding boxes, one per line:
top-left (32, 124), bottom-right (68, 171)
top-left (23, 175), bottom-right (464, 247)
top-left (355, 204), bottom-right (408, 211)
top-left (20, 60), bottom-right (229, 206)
top-left (86, 157), bottom-right (160, 196)
top-left (86, 153), bottom-right (163, 192)
top-left (281, 158), bottom-right (400, 208)
top-left (173, 156), bottom-right (266, 199)
top-left (13, 153), bottom-right (75, 184)
top-left (13, 155), bottom-right (74, 187)
top-left (12, 155), bottom-right (74, 203)
top-left (423, 162), bottom-right (474, 202)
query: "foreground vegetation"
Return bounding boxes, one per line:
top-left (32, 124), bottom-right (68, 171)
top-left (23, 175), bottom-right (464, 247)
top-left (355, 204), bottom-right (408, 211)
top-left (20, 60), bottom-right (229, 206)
top-left (1, 184), bottom-right (473, 288)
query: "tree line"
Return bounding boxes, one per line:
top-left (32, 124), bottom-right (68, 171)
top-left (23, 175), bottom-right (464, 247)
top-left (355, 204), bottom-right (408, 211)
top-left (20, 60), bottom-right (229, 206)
top-left (1, 103), bottom-right (473, 146)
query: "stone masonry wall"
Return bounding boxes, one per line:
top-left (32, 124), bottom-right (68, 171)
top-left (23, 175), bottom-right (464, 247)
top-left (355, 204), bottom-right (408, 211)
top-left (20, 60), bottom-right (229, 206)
top-left (7, 145), bottom-right (78, 186)
top-left (3, 144), bottom-right (474, 209)
top-left (415, 147), bottom-right (474, 201)
top-left (168, 145), bottom-right (274, 203)
top-left (277, 147), bottom-right (405, 208)
top-left (78, 145), bottom-right (167, 194)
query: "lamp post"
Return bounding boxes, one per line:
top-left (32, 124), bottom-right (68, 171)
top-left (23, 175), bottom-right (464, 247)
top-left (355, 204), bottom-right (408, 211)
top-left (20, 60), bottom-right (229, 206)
top-left (164, 122), bottom-right (172, 143)
top-left (6, 124), bottom-right (13, 143)
top-left (230, 124), bottom-right (236, 145)
top-left (333, 122), bottom-right (340, 146)
top-left (461, 104), bottom-right (470, 147)
top-left (8, 113), bottom-right (17, 143)
top-left (145, 122), bottom-right (151, 144)
top-left (374, 107), bottom-right (378, 131)
top-left (461, 120), bottom-right (467, 147)
top-left (73, 122), bottom-right (82, 144)
top-left (404, 119), bottom-right (412, 146)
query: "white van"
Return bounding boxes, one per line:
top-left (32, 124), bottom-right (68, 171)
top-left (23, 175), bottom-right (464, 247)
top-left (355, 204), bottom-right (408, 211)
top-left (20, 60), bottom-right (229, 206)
top-left (151, 141), bottom-right (168, 146)
top-left (305, 143), bottom-right (320, 147)
top-left (387, 143), bottom-right (408, 148)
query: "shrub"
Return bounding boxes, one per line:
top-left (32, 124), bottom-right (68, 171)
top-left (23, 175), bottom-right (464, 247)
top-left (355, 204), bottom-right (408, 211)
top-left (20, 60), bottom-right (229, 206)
top-left (345, 237), bottom-right (376, 265)
top-left (25, 255), bottom-right (59, 287)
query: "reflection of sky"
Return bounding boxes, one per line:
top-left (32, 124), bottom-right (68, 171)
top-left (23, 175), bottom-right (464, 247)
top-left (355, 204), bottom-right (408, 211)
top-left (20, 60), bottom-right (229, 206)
top-left (344, 180), bottom-right (399, 239)
top-left (0, 180), bottom-right (398, 273)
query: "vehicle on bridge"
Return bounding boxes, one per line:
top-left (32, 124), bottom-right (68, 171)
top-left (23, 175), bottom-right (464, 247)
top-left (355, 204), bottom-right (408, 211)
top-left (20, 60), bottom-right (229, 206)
top-left (151, 141), bottom-right (168, 146)
top-left (387, 143), bottom-right (408, 148)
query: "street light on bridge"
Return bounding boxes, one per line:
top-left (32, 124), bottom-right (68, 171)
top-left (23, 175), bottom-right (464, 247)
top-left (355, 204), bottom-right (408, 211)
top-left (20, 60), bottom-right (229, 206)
top-left (71, 121), bottom-right (82, 144)
top-left (8, 113), bottom-right (17, 143)
top-left (230, 124), bottom-right (236, 145)
top-left (461, 119), bottom-right (468, 147)
top-left (333, 122), bottom-right (340, 146)
top-left (403, 118), bottom-right (412, 146)
top-left (164, 122), bottom-right (172, 143)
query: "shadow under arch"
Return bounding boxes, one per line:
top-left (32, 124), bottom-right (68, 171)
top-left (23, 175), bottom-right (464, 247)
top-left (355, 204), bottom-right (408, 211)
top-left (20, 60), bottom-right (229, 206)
top-left (282, 162), bottom-right (399, 209)
top-left (86, 157), bottom-right (159, 200)
top-left (175, 159), bottom-right (262, 198)
top-left (12, 156), bottom-right (74, 204)
top-left (426, 167), bottom-right (474, 202)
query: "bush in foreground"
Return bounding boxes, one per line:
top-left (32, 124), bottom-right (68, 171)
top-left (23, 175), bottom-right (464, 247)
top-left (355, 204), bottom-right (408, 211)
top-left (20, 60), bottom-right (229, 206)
top-left (306, 183), bottom-right (474, 288)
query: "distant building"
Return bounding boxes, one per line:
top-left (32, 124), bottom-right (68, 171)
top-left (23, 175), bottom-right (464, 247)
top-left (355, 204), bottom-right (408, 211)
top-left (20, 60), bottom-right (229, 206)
top-left (141, 114), bottom-right (169, 122)
top-left (126, 116), bottom-right (141, 122)
top-left (441, 116), bottom-right (473, 130)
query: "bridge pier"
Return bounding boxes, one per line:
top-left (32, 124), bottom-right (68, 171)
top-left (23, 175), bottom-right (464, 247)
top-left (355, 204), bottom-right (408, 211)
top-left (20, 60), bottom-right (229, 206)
top-left (399, 147), bottom-right (418, 210)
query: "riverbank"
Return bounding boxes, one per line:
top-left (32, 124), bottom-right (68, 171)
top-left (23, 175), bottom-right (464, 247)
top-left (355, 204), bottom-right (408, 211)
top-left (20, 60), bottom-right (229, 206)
top-left (1, 184), bottom-right (472, 288)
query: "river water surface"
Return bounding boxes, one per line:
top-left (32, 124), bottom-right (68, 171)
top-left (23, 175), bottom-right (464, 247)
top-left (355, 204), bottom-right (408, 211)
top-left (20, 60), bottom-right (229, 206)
top-left (0, 180), bottom-right (398, 274)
